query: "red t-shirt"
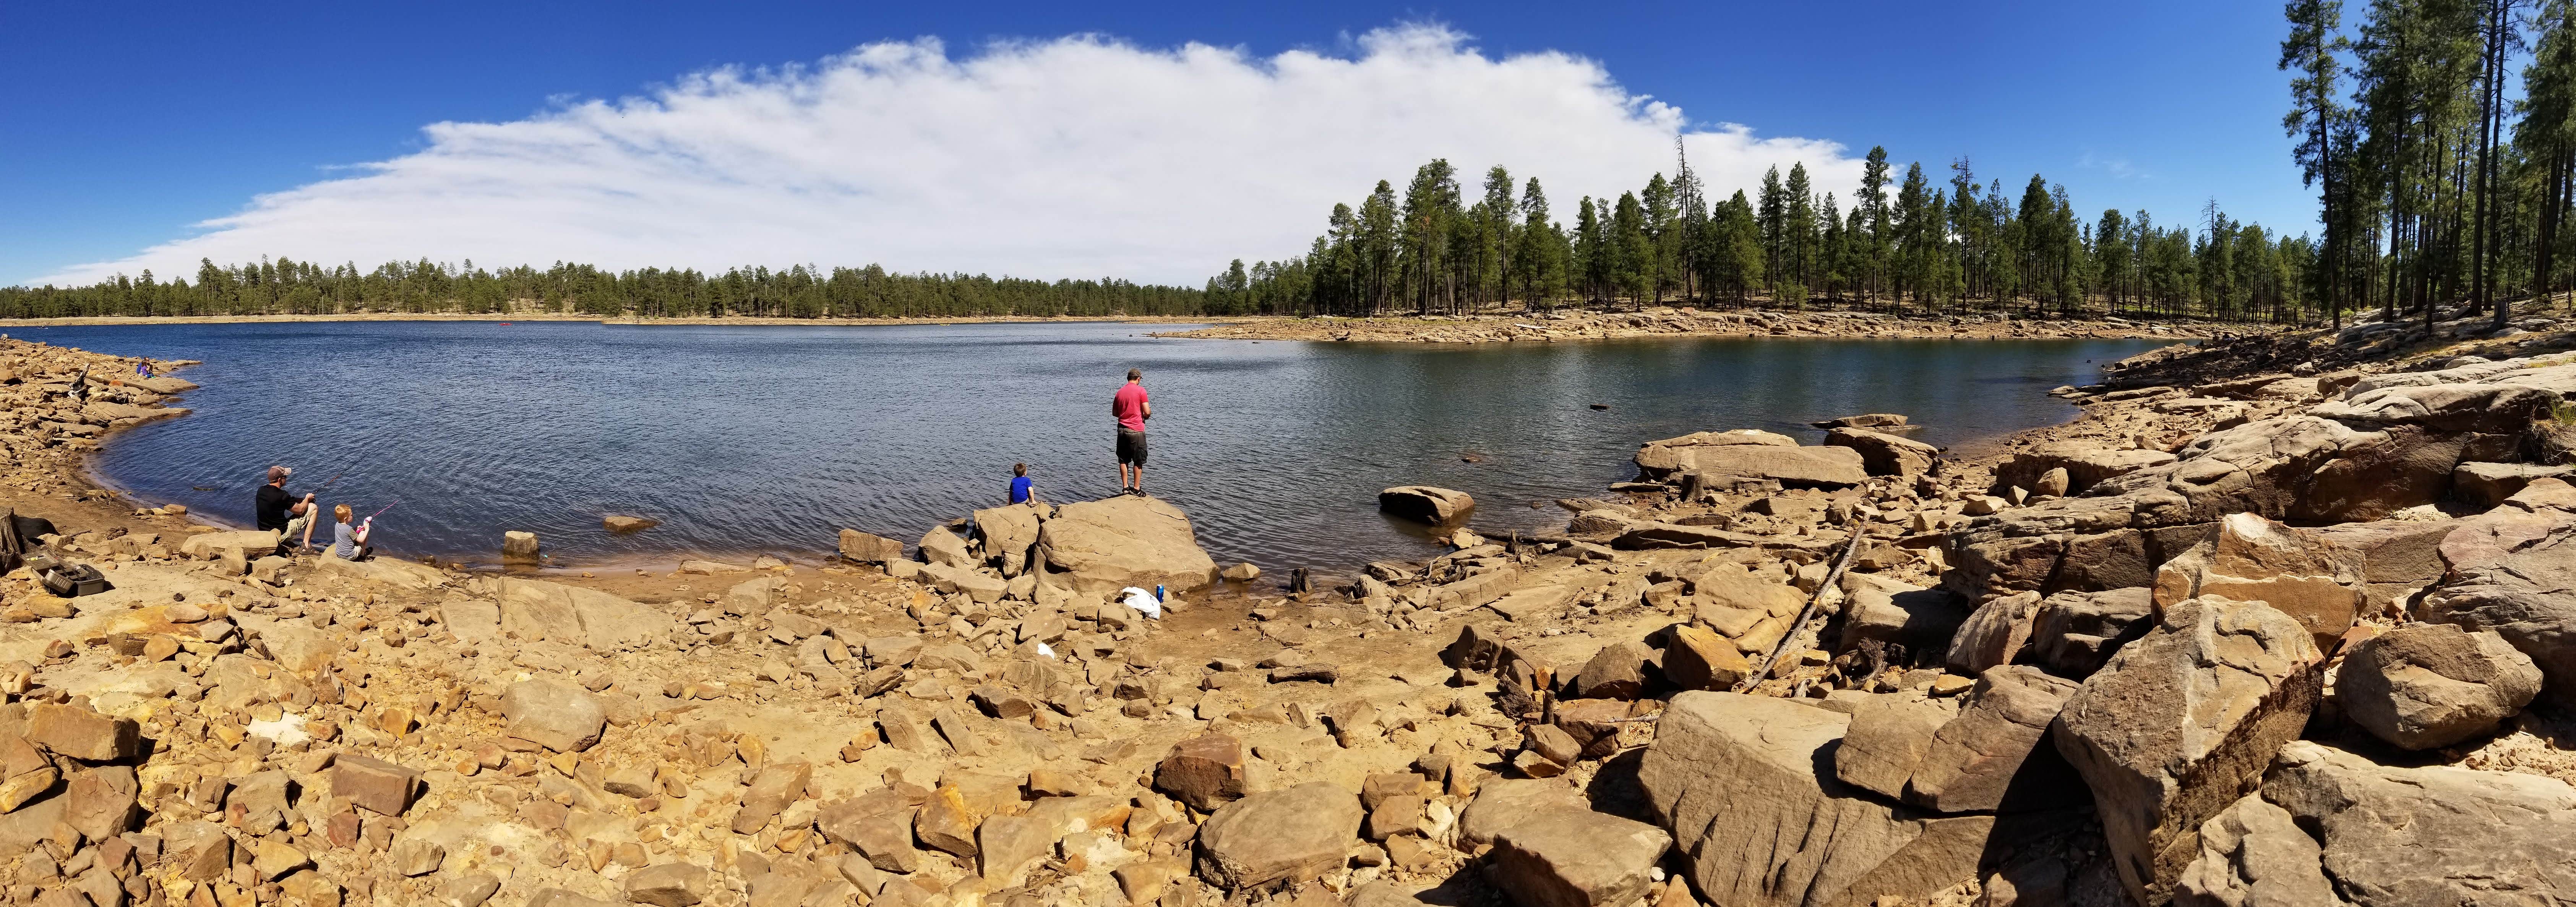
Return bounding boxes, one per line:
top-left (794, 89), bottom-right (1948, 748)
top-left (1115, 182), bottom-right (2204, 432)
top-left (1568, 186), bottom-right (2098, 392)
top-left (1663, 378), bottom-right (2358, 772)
top-left (1113, 383), bottom-right (1149, 431)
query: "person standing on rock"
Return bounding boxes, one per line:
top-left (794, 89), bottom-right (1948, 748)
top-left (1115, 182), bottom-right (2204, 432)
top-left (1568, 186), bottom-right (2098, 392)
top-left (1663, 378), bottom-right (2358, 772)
top-left (255, 466), bottom-right (318, 555)
top-left (1113, 368), bottom-right (1152, 496)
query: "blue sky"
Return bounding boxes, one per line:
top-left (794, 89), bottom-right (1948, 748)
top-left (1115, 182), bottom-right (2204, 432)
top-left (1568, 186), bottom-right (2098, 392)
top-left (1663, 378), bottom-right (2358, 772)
top-left (1, 1), bottom-right (2305, 287)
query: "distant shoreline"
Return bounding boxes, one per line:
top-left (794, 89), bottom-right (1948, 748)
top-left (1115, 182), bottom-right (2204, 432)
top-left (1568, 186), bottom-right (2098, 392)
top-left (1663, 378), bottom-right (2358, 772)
top-left (0, 307), bottom-right (2220, 345)
top-left (0, 312), bottom-right (1233, 328)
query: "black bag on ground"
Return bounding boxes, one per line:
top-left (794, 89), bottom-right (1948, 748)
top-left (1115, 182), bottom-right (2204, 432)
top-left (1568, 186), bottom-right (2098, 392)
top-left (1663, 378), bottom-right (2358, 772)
top-left (11, 514), bottom-right (57, 544)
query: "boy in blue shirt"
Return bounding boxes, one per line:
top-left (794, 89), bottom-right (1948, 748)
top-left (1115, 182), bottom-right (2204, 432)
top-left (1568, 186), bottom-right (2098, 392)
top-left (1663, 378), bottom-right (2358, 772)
top-left (1009, 463), bottom-right (1035, 505)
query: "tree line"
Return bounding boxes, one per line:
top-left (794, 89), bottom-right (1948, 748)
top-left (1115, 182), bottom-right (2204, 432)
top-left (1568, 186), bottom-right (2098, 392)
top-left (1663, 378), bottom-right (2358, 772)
top-left (2286, 0), bottom-right (2576, 330)
top-left (0, 258), bottom-right (1206, 319)
top-left (1204, 142), bottom-right (2324, 323)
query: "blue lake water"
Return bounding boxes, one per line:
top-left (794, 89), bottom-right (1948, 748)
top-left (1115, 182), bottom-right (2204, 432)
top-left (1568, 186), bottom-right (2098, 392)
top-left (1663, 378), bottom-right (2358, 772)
top-left (18, 321), bottom-right (2164, 570)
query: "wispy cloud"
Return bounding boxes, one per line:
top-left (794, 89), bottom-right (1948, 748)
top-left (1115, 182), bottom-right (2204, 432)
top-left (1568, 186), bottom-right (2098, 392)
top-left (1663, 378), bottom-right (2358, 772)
top-left (2078, 151), bottom-right (2146, 181)
top-left (33, 24), bottom-right (1860, 287)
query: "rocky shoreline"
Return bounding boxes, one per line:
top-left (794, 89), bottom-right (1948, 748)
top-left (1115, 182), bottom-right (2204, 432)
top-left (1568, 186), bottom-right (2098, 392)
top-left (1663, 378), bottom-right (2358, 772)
top-left (1152, 306), bottom-right (2214, 344)
top-left (0, 309), bottom-right (2571, 907)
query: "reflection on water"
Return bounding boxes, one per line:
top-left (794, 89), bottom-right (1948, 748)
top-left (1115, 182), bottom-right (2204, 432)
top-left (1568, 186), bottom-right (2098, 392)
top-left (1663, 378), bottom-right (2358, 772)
top-left (29, 321), bottom-right (2163, 570)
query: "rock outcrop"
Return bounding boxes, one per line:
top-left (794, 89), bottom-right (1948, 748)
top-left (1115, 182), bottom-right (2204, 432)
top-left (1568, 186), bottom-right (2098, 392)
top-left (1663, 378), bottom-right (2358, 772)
top-left (1033, 496), bottom-right (1218, 594)
top-left (2260, 741), bottom-right (2576, 905)
top-left (2052, 596), bottom-right (2323, 906)
top-left (2422, 478), bottom-right (2576, 696)
top-left (1640, 692), bottom-right (1994, 907)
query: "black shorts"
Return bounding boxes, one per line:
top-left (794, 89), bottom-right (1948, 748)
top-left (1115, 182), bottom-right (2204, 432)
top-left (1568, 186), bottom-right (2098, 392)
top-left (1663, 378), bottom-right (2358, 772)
top-left (1117, 428), bottom-right (1148, 466)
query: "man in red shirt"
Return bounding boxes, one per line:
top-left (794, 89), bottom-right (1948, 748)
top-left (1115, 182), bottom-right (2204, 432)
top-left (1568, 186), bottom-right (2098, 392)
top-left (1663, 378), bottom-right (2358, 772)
top-left (1112, 368), bottom-right (1152, 496)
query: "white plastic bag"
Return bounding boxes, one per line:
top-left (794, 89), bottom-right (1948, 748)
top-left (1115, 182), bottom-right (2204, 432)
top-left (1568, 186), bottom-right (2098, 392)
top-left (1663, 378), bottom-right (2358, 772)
top-left (1119, 586), bottom-right (1163, 619)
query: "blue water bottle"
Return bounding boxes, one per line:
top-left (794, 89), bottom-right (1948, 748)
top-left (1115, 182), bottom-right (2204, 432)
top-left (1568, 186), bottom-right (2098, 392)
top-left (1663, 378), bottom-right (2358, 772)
top-left (1155, 585), bottom-right (1166, 602)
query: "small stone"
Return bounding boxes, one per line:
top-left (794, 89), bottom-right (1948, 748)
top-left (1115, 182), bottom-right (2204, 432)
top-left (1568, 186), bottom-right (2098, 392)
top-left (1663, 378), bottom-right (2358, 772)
top-left (624, 862), bottom-right (710, 907)
top-left (733, 761), bottom-right (813, 834)
top-left (604, 515), bottom-right (659, 534)
top-left (1153, 733), bottom-right (1246, 811)
top-left (393, 837), bottom-right (446, 876)
top-left (914, 786), bottom-right (982, 859)
top-left (329, 754), bottom-right (420, 816)
top-left (1026, 769), bottom-right (1085, 798)
top-left (252, 840), bottom-right (310, 881)
top-left (501, 677), bottom-right (606, 752)
top-left (1663, 626), bottom-right (1749, 691)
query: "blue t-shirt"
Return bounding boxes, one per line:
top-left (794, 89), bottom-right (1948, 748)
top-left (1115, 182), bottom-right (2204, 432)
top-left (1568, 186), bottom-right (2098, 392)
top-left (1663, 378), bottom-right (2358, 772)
top-left (1009, 476), bottom-right (1033, 504)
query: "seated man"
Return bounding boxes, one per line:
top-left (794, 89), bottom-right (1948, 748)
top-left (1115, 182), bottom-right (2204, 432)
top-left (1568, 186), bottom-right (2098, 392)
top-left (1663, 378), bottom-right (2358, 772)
top-left (255, 466), bottom-right (317, 555)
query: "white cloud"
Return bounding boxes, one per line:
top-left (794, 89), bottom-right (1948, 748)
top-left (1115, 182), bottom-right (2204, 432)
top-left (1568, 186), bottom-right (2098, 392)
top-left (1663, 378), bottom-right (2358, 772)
top-left (34, 24), bottom-right (1861, 288)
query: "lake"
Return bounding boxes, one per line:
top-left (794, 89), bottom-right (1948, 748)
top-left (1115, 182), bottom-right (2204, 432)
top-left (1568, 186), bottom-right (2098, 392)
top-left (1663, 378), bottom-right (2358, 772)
top-left (22, 321), bottom-right (2164, 572)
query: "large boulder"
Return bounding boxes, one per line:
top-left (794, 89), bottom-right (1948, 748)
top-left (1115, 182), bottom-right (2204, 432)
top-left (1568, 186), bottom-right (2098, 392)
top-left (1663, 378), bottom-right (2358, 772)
top-left (1634, 429), bottom-right (1797, 479)
top-left (1903, 666), bottom-right (2082, 814)
top-left (1944, 591), bottom-right (2042, 675)
top-left (1823, 428), bottom-right (1940, 478)
top-left (2453, 461), bottom-right (2576, 509)
top-left (2336, 623), bottom-right (2541, 750)
top-left (971, 505), bottom-right (1043, 577)
top-left (1831, 695), bottom-right (1958, 801)
top-left (918, 526), bottom-right (974, 569)
top-left (1836, 574), bottom-right (1969, 656)
top-left (1035, 496), bottom-right (1218, 595)
top-left (2051, 596), bottom-right (2323, 906)
top-left (1194, 782), bottom-right (1363, 889)
top-left (1377, 486), bottom-right (1475, 525)
top-left (1639, 692), bottom-right (1994, 907)
top-left (2308, 375), bottom-right (2565, 434)
top-left (837, 530), bottom-right (906, 564)
top-left (1457, 779), bottom-right (1587, 848)
top-left (2259, 741), bottom-right (2576, 905)
top-left (2025, 588), bottom-right (2154, 680)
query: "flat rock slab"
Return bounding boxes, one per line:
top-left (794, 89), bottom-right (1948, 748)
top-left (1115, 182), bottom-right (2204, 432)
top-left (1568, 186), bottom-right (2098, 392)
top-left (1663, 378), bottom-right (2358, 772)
top-left (2261, 741), bottom-right (2576, 906)
top-left (1194, 781), bottom-right (1362, 890)
top-left (1037, 496), bottom-right (1218, 594)
top-left (1487, 807), bottom-right (1672, 907)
